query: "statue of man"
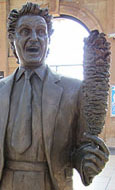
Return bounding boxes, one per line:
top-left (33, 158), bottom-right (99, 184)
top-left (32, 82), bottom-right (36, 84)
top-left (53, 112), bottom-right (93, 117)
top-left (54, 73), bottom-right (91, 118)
top-left (0, 2), bottom-right (109, 190)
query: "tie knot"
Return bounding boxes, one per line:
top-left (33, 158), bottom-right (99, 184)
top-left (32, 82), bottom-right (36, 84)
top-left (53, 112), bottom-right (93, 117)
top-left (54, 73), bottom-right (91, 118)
top-left (24, 70), bottom-right (34, 80)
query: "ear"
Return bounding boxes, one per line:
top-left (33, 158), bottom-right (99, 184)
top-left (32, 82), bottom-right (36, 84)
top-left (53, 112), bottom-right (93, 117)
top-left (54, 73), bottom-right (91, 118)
top-left (10, 41), bottom-right (15, 53)
top-left (8, 32), bottom-right (15, 42)
top-left (48, 36), bottom-right (50, 43)
top-left (10, 40), bottom-right (19, 61)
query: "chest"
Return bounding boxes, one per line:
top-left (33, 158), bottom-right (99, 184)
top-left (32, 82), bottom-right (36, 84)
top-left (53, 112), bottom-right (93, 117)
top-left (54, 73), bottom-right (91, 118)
top-left (5, 76), bottom-right (46, 162)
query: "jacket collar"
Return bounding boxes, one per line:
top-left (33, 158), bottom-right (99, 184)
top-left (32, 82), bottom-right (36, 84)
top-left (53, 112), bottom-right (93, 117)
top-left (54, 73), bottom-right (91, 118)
top-left (16, 64), bottom-right (47, 82)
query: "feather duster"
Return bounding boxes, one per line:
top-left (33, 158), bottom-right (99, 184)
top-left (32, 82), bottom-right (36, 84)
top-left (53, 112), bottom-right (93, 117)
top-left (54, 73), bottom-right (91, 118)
top-left (81, 30), bottom-right (111, 135)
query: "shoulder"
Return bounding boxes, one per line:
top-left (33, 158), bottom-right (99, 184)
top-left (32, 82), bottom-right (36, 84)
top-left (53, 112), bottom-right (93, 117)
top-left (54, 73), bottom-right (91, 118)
top-left (60, 75), bottom-right (82, 90)
top-left (0, 71), bottom-right (16, 88)
top-left (47, 67), bottom-right (82, 90)
top-left (0, 76), bottom-right (9, 88)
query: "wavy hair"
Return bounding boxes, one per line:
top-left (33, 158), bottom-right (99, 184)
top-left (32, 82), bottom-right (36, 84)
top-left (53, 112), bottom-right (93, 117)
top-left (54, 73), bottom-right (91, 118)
top-left (7, 2), bottom-right (53, 60)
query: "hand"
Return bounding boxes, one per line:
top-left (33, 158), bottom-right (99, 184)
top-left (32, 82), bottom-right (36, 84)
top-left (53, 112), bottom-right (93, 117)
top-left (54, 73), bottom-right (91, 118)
top-left (81, 133), bottom-right (109, 185)
top-left (72, 133), bottom-right (109, 186)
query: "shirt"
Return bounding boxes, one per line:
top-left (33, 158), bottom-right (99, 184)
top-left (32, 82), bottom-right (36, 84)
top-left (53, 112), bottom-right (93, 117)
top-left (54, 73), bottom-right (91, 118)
top-left (5, 64), bottom-right (47, 162)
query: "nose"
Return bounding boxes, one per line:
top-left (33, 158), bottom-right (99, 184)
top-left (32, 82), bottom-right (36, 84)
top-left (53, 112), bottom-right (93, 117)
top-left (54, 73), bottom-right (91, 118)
top-left (30, 30), bottom-right (38, 41)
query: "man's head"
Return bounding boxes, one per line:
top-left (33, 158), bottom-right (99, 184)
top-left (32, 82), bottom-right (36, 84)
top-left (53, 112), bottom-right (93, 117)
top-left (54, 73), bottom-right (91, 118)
top-left (7, 2), bottom-right (53, 68)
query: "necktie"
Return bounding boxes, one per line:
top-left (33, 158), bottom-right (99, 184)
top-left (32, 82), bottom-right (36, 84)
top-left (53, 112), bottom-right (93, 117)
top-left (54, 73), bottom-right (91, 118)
top-left (11, 70), bottom-right (33, 154)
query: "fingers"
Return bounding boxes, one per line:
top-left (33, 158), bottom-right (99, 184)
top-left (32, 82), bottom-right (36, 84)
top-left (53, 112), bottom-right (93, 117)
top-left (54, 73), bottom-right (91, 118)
top-left (75, 134), bottom-right (109, 186)
top-left (83, 145), bottom-right (109, 163)
top-left (83, 166), bottom-right (93, 186)
top-left (84, 154), bottom-right (105, 170)
top-left (83, 161), bottom-right (102, 185)
top-left (83, 133), bottom-right (109, 156)
top-left (83, 161), bottom-right (102, 175)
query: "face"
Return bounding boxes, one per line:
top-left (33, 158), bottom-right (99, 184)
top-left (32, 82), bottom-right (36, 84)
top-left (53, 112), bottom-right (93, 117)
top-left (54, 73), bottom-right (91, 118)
top-left (13, 15), bottom-right (48, 68)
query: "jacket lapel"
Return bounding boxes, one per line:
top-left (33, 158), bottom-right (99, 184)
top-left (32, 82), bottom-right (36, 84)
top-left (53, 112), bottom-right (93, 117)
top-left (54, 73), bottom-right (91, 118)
top-left (42, 68), bottom-right (63, 189)
top-left (42, 68), bottom-right (63, 156)
top-left (0, 70), bottom-right (17, 179)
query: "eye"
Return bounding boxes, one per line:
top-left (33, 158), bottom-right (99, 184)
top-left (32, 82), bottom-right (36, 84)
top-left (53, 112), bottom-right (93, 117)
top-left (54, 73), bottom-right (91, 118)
top-left (20, 28), bottom-right (30, 36)
top-left (37, 29), bottom-right (46, 37)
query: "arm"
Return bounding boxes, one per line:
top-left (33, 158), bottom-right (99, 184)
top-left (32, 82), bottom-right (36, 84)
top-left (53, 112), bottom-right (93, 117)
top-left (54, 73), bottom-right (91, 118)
top-left (71, 133), bottom-right (109, 186)
top-left (71, 30), bottom-right (110, 186)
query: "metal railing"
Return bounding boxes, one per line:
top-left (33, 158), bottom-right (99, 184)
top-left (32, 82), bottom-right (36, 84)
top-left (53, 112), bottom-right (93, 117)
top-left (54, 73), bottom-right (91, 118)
top-left (49, 64), bottom-right (83, 72)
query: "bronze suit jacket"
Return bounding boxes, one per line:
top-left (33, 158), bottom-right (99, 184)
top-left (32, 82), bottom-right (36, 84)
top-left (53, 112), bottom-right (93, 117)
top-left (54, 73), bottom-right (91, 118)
top-left (0, 66), bottom-right (85, 190)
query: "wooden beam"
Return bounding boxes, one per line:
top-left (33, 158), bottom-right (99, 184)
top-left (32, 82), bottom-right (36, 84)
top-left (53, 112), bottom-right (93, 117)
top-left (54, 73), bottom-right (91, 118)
top-left (49, 0), bottom-right (60, 16)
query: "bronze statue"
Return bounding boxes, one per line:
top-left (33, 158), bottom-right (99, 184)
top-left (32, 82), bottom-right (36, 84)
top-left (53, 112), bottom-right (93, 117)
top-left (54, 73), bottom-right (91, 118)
top-left (0, 2), bottom-right (110, 190)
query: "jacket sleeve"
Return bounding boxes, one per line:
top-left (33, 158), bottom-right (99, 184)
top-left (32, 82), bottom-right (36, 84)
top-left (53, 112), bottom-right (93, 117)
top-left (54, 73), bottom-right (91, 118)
top-left (71, 81), bottom-right (108, 186)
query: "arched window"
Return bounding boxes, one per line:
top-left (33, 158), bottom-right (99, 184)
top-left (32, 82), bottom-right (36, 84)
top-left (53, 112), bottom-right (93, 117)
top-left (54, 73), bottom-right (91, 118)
top-left (46, 16), bottom-right (89, 80)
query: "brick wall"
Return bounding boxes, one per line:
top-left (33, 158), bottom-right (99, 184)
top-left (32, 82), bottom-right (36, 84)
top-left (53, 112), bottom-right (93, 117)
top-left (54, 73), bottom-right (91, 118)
top-left (0, 0), bottom-right (115, 146)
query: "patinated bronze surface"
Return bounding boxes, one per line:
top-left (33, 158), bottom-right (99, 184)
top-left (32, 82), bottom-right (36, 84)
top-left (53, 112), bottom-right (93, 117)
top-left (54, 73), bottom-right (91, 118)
top-left (0, 2), bottom-right (110, 190)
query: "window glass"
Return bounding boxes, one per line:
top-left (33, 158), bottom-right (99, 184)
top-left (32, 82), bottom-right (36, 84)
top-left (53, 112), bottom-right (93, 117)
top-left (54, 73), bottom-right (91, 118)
top-left (46, 17), bottom-right (89, 80)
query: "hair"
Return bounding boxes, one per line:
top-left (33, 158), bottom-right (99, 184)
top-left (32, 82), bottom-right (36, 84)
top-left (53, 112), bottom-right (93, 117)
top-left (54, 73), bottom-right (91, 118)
top-left (7, 2), bottom-right (53, 60)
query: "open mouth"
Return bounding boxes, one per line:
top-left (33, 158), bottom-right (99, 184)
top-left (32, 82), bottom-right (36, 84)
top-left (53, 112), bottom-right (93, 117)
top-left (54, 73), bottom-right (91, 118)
top-left (26, 47), bottom-right (40, 53)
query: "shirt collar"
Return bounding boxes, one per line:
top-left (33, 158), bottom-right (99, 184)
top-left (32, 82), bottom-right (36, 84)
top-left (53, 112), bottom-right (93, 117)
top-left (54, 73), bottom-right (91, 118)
top-left (16, 64), bottom-right (47, 82)
top-left (34, 64), bottom-right (47, 81)
top-left (16, 67), bottom-right (25, 82)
